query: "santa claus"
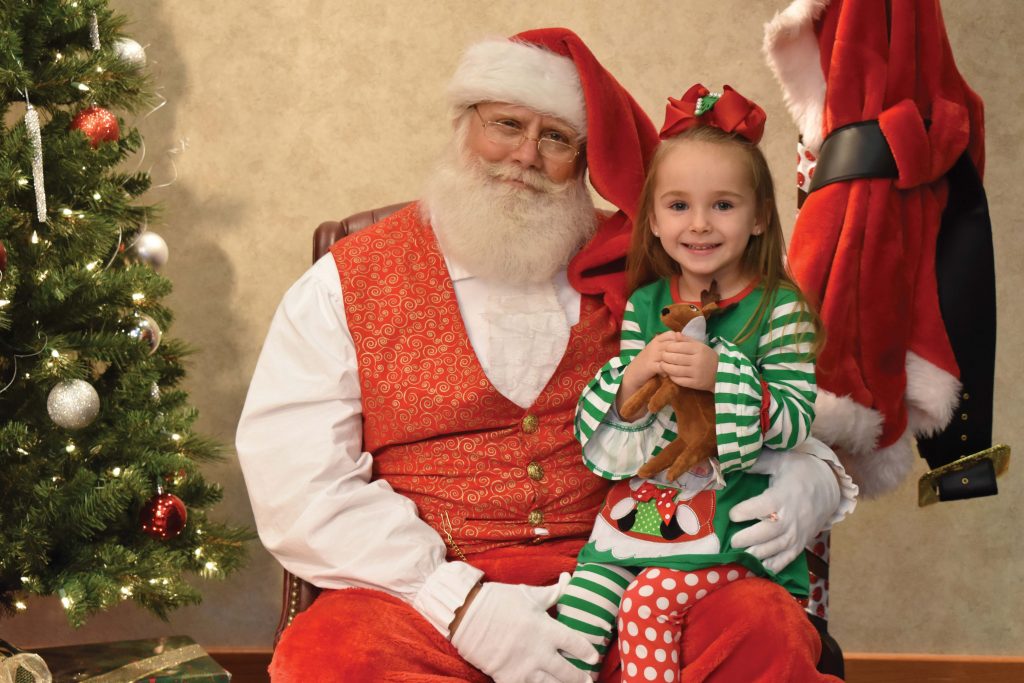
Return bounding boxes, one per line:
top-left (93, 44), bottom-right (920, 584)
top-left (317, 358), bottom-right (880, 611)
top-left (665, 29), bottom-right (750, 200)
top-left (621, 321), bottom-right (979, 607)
top-left (237, 28), bottom-right (855, 682)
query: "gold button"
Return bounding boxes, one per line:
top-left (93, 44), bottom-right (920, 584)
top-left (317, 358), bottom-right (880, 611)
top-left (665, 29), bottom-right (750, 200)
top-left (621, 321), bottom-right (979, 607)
top-left (528, 509), bottom-right (544, 526)
top-left (527, 462), bottom-right (544, 481)
top-left (963, 393), bottom-right (970, 400)
top-left (961, 477), bottom-right (970, 485)
top-left (521, 414), bottom-right (539, 434)
top-left (961, 413), bottom-right (969, 421)
top-left (960, 434), bottom-right (968, 441)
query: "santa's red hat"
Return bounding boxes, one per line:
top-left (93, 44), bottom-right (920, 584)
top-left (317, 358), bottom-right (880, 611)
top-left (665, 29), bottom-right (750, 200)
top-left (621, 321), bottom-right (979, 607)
top-left (447, 28), bottom-right (659, 319)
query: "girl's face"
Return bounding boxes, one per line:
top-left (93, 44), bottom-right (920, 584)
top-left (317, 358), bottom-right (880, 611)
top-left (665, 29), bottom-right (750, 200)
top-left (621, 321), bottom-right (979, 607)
top-left (649, 140), bottom-right (763, 298)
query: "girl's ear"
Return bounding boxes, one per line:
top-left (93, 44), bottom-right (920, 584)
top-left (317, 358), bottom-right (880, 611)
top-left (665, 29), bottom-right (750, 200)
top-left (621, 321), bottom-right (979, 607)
top-left (650, 215), bottom-right (661, 238)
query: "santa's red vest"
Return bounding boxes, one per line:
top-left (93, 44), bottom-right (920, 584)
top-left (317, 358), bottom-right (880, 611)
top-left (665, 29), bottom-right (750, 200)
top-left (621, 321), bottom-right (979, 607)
top-left (333, 204), bottom-right (618, 558)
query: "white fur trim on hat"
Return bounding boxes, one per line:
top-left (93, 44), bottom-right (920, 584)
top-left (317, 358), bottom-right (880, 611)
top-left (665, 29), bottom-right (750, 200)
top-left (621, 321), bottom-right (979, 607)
top-left (447, 37), bottom-right (587, 136)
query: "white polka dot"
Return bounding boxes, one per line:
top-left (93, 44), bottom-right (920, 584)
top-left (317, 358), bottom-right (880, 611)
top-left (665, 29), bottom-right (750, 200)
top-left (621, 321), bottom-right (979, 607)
top-left (627, 663), bottom-right (638, 677)
top-left (727, 569), bottom-right (740, 581)
top-left (662, 577), bottom-right (677, 590)
top-left (671, 648), bottom-right (679, 663)
top-left (664, 629), bottom-right (674, 644)
top-left (639, 585), bottom-right (654, 597)
top-left (636, 644), bottom-right (648, 659)
top-left (696, 589), bottom-right (708, 600)
top-left (707, 571), bottom-right (720, 584)
top-left (646, 627), bottom-right (658, 641)
top-left (745, 570), bottom-right (756, 578)
top-left (654, 648), bottom-right (667, 662)
top-left (619, 618), bottom-right (625, 631)
top-left (647, 568), bottom-right (661, 579)
top-left (628, 622), bottom-right (639, 637)
top-left (664, 670), bottom-right (675, 682)
top-left (628, 579), bottom-right (639, 590)
top-left (684, 573), bottom-right (699, 586)
top-left (656, 597), bottom-right (670, 610)
top-left (638, 605), bottom-right (651, 619)
top-left (676, 592), bottom-right (689, 604)
top-left (668, 611), bottom-right (679, 620)
top-left (645, 666), bottom-right (658, 681)
top-left (622, 640), bottom-right (630, 655)
top-left (623, 597), bottom-right (633, 613)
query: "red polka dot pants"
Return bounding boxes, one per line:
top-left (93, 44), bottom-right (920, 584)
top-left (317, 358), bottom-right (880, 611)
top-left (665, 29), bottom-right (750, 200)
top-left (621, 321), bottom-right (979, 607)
top-left (617, 564), bottom-right (750, 683)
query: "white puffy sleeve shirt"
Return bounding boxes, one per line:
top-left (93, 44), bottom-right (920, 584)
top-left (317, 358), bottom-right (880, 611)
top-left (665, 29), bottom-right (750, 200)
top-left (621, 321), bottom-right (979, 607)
top-left (236, 252), bottom-right (581, 635)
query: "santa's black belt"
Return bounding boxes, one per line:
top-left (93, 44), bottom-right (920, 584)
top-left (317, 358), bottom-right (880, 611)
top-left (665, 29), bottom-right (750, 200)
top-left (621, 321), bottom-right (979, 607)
top-left (807, 120), bottom-right (898, 193)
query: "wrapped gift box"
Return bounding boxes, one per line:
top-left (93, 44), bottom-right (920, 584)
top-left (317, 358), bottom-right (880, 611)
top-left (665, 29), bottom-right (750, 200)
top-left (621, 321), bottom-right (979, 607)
top-left (33, 635), bottom-right (230, 682)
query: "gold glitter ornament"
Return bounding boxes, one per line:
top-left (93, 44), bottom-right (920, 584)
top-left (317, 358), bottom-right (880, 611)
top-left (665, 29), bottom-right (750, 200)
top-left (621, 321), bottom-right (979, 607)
top-left (47, 379), bottom-right (100, 429)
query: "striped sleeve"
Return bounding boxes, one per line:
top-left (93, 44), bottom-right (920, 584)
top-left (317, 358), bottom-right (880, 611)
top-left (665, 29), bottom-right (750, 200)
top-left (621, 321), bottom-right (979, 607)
top-left (574, 297), bottom-right (676, 479)
top-left (711, 297), bottom-right (817, 473)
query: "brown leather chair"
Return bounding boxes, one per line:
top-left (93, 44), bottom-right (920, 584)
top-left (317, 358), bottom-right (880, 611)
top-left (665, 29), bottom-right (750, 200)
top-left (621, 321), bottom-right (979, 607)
top-left (274, 202), bottom-right (844, 679)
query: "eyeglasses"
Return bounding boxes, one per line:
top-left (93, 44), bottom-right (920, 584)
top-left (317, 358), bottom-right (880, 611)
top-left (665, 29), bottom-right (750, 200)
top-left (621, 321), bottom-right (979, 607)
top-left (473, 106), bottom-right (581, 164)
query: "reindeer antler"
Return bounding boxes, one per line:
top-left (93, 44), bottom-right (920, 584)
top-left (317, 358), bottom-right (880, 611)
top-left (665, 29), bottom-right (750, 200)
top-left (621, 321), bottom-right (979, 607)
top-left (700, 280), bottom-right (721, 310)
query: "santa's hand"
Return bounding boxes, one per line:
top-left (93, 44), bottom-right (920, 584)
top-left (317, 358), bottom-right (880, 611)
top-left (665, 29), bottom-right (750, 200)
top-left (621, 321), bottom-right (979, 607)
top-left (450, 575), bottom-right (596, 683)
top-left (728, 449), bottom-right (840, 573)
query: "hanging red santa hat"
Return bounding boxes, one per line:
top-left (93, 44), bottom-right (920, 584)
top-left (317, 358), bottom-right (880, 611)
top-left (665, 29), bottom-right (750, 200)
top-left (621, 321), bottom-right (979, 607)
top-left (446, 28), bottom-right (660, 319)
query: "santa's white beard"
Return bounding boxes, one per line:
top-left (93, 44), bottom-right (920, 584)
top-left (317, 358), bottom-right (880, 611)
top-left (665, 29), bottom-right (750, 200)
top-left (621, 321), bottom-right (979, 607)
top-left (422, 149), bottom-right (597, 283)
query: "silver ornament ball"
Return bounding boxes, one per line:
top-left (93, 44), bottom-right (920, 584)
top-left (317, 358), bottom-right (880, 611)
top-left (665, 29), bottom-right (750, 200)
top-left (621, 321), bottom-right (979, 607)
top-left (150, 382), bottom-right (161, 402)
top-left (47, 379), bottom-right (100, 430)
top-left (128, 232), bottom-right (169, 270)
top-left (113, 37), bottom-right (147, 66)
top-left (128, 313), bottom-right (162, 355)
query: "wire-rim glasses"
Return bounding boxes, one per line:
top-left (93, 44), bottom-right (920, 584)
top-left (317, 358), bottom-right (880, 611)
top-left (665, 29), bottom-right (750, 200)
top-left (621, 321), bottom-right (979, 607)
top-left (473, 106), bottom-right (580, 164)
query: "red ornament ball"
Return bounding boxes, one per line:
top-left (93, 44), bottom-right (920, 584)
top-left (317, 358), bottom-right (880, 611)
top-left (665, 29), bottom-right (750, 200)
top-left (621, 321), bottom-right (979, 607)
top-left (70, 106), bottom-right (120, 147)
top-left (140, 492), bottom-right (187, 540)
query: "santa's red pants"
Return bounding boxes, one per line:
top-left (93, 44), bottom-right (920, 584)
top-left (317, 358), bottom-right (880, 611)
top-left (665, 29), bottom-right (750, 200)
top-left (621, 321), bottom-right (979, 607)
top-left (271, 543), bottom-right (837, 682)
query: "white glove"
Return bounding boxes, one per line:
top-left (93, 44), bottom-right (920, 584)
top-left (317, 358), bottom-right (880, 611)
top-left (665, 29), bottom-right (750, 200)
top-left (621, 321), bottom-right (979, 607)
top-left (450, 573), bottom-right (596, 683)
top-left (728, 443), bottom-right (841, 573)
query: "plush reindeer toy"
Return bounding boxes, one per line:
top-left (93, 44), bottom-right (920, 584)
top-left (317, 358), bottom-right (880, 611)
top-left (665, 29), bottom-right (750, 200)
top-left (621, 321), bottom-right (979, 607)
top-left (620, 283), bottom-right (721, 480)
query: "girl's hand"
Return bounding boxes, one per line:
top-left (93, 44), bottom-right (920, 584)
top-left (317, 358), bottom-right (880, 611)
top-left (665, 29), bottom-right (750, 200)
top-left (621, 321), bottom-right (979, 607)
top-left (659, 336), bottom-right (718, 391)
top-left (616, 331), bottom-right (681, 414)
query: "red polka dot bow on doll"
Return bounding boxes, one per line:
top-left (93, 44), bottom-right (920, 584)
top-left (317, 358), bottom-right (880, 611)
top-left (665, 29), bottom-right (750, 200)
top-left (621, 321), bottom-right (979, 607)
top-left (660, 83), bottom-right (767, 143)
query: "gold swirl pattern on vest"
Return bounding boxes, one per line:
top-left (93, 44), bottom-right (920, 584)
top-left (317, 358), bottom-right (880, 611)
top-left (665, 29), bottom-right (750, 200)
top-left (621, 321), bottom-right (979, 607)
top-left (334, 205), bottom-right (620, 556)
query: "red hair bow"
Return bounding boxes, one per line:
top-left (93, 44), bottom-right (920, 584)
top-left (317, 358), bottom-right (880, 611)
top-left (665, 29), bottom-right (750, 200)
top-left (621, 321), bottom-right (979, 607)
top-left (659, 84), bottom-right (766, 144)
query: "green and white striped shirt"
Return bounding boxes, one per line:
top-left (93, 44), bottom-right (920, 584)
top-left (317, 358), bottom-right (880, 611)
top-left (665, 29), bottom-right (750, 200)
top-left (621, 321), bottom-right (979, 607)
top-left (575, 279), bottom-right (817, 478)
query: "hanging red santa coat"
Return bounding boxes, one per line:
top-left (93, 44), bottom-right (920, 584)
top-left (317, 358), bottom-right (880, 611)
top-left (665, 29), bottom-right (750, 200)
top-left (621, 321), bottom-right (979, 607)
top-left (764, 0), bottom-right (992, 496)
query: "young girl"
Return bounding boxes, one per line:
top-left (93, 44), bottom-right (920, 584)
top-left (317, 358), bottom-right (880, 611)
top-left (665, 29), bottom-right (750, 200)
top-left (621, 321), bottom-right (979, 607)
top-left (557, 84), bottom-right (827, 682)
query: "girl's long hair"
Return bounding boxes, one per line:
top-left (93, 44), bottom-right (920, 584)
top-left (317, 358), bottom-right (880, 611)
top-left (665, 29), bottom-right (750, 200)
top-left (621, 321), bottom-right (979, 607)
top-left (626, 125), bottom-right (823, 355)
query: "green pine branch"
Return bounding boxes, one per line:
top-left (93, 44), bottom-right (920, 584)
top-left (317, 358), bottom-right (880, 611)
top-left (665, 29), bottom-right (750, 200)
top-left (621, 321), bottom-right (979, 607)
top-left (0, 0), bottom-right (251, 628)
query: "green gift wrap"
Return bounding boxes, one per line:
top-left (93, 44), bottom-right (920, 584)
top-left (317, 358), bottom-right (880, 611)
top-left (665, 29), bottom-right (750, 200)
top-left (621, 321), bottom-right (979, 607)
top-left (33, 636), bottom-right (230, 683)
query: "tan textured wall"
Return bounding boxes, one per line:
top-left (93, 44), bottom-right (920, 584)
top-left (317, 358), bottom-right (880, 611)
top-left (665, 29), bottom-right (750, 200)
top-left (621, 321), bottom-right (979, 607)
top-left (7, 0), bottom-right (1022, 655)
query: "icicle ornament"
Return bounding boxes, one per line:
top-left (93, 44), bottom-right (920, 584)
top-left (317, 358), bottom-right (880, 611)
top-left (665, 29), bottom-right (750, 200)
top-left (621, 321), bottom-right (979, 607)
top-left (24, 96), bottom-right (47, 223)
top-left (89, 13), bottom-right (101, 51)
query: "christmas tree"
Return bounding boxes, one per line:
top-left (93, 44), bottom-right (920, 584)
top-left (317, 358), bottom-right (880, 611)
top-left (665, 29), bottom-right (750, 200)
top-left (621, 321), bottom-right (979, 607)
top-left (0, 0), bottom-right (249, 627)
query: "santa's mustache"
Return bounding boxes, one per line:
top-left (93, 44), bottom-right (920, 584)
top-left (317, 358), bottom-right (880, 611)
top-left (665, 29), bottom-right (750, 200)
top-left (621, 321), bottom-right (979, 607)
top-left (479, 161), bottom-right (565, 194)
